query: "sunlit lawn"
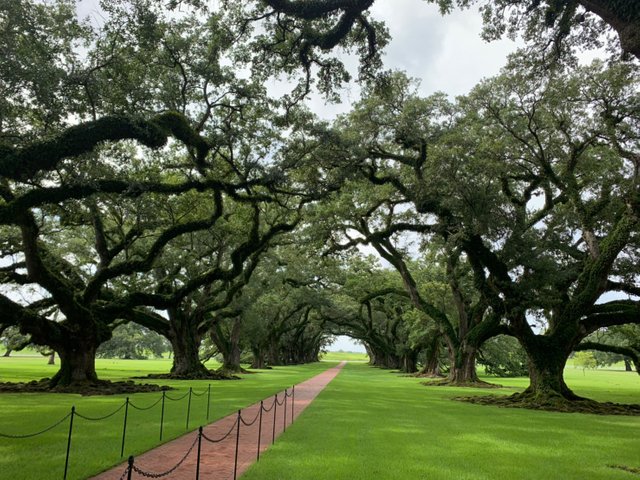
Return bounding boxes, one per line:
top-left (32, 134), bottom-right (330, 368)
top-left (0, 356), bottom-right (335, 480)
top-left (243, 363), bottom-right (640, 480)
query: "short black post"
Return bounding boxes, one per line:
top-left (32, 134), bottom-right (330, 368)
top-left (257, 401), bottom-right (263, 461)
top-left (159, 391), bottom-right (166, 441)
top-left (283, 389), bottom-right (288, 432)
top-left (206, 384), bottom-right (211, 421)
top-left (272, 394), bottom-right (277, 444)
top-left (196, 426), bottom-right (203, 480)
top-left (127, 456), bottom-right (134, 480)
top-left (121, 397), bottom-right (130, 457)
top-left (292, 385), bottom-right (295, 422)
top-left (63, 406), bottom-right (75, 480)
top-left (186, 387), bottom-right (193, 430)
top-left (233, 410), bottom-right (241, 480)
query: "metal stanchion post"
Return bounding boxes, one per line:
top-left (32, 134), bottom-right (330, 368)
top-left (257, 400), bottom-right (264, 461)
top-left (272, 394), bottom-right (277, 444)
top-left (186, 387), bottom-right (193, 430)
top-left (206, 384), bottom-right (211, 422)
top-left (120, 397), bottom-right (130, 457)
top-left (234, 410), bottom-right (241, 480)
top-left (292, 385), bottom-right (295, 422)
top-left (159, 391), bottom-right (166, 441)
top-left (283, 389), bottom-right (287, 432)
top-left (196, 427), bottom-right (203, 480)
top-left (63, 406), bottom-right (75, 480)
top-left (127, 456), bottom-right (134, 480)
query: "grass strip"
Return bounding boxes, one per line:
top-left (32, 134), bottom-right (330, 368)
top-left (0, 357), bottom-right (334, 480)
top-left (242, 363), bottom-right (640, 480)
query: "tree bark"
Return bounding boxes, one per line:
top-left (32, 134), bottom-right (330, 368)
top-left (50, 342), bottom-right (99, 387)
top-left (168, 319), bottom-right (208, 378)
top-left (418, 334), bottom-right (441, 376)
top-left (214, 318), bottom-right (244, 373)
top-left (624, 359), bottom-right (632, 371)
top-left (250, 347), bottom-right (267, 369)
top-left (517, 336), bottom-right (582, 402)
top-left (2, 349), bottom-right (11, 357)
top-left (48, 352), bottom-right (55, 365)
top-left (447, 344), bottom-right (480, 384)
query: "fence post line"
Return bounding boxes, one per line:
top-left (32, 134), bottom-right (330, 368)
top-left (120, 397), bottom-right (130, 457)
top-left (63, 405), bottom-right (75, 480)
top-left (127, 456), bottom-right (134, 480)
top-left (292, 385), bottom-right (295, 422)
top-left (186, 387), bottom-right (193, 430)
top-left (196, 426), bottom-right (203, 480)
top-left (283, 389), bottom-right (287, 432)
top-left (272, 394), bottom-right (277, 444)
top-left (257, 401), bottom-right (263, 461)
top-left (159, 391), bottom-right (166, 441)
top-left (206, 384), bottom-right (211, 422)
top-left (233, 410), bottom-right (241, 480)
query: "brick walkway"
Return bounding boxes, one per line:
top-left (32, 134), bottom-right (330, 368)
top-left (90, 361), bottom-right (346, 480)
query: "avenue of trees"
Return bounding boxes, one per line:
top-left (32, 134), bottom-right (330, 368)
top-left (0, 0), bottom-right (638, 412)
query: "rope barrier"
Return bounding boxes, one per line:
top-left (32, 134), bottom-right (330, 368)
top-left (164, 390), bottom-right (190, 401)
top-left (261, 397), bottom-right (276, 413)
top-left (2, 380), bottom-right (300, 479)
top-left (191, 387), bottom-right (208, 397)
top-left (129, 396), bottom-right (163, 411)
top-left (201, 417), bottom-right (238, 444)
top-left (75, 402), bottom-right (126, 421)
top-left (118, 464), bottom-right (131, 480)
top-left (240, 409), bottom-right (260, 427)
top-left (131, 435), bottom-right (199, 478)
top-left (0, 412), bottom-right (72, 438)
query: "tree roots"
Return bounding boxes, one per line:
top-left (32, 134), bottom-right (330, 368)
top-left (0, 379), bottom-right (171, 396)
top-left (454, 392), bottom-right (640, 415)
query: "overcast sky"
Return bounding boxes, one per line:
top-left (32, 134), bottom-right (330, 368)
top-left (304, 1), bottom-right (520, 120)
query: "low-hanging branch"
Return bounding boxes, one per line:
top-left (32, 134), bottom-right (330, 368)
top-left (574, 340), bottom-right (640, 374)
top-left (0, 111), bottom-right (210, 182)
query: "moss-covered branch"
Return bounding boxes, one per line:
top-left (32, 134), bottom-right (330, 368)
top-left (0, 112), bottom-right (209, 182)
top-left (575, 340), bottom-right (640, 374)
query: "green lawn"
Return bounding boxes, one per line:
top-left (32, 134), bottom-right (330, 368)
top-left (321, 351), bottom-right (369, 362)
top-left (0, 356), bottom-right (335, 480)
top-left (243, 363), bottom-right (640, 480)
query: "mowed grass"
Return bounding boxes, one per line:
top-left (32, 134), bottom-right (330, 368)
top-left (0, 356), bottom-right (336, 480)
top-left (321, 351), bottom-right (369, 362)
top-left (243, 363), bottom-right (640, 480)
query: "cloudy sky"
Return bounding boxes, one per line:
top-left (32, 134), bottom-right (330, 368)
top-left (305, 1), bottom-right (520, 120)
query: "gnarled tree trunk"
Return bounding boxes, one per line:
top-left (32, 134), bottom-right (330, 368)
top-left (517, 336), bottom-right (582, 403)
top-left (50, 341), bottom-right (99, 387)
top-left (168, 312), bottom-right (208, 378)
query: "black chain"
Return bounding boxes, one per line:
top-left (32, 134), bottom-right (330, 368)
top-left (262, 398), bottom-right (276, 413)
top-left (131, 435), bottom-right (199, 478)
top-left (240, 409), bottom-right (260, 427)
top-left (129, 396), bottom-right (163, 411)
top-left (201, 417), bottom-right (238, 444)
top-left (191, 387), bottom-right (208, 397)
top-left (118, 466), bottom-right (131, 480)
top-left (164, 391), bottom-right (190, 401)
top-left (75, 402), bottom-right (126, 421)
top-left (275, 396), bottom-right (285, 406)
top-left (0, 412), bottom-right (72, 439)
